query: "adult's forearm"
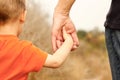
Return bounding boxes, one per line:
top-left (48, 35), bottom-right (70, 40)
top-left (55, 0), bottom-right (75, 15)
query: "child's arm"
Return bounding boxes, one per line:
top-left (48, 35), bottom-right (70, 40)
top-left (44, 27), bottom-right (73, 68)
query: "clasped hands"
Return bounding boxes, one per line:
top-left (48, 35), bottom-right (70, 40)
top-left (52, 13), bottom-right (79, 52)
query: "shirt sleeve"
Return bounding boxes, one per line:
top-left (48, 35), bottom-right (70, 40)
top-left (21, 41), bottom-right (48, 73)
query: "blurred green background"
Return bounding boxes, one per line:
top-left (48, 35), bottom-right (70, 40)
top-left (20, 1), bottom-right (112, 80)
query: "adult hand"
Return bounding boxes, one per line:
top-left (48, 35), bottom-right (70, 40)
top-left (52, 13), bottom-right (79, 52)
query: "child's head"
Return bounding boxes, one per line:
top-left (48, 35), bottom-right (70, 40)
top-left (0, 0), bottom-right (26, 25)
top-left (0, 0), bottom-right (26, 36)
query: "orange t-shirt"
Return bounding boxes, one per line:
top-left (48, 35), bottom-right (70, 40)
top-left (0, 35), bottom-right (48, 80)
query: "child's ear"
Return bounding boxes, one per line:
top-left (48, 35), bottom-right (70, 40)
top-left (19, 10), bottom-right (27, 23)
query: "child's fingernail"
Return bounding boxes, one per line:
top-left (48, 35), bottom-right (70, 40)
top-left (73, 45), bottom-right (77, 49)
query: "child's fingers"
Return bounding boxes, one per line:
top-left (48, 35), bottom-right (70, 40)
top-left (63, 27), bottom-right (66, 34)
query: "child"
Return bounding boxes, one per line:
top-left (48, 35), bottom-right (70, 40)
top-left (0, 0), bottom-right (73, 80)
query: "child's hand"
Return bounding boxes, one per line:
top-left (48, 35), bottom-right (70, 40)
top-left (63, 27), bottom-right (72, 41)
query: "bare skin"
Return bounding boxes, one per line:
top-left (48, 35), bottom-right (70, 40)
top-left (52, 0), bottom-right (79, 52)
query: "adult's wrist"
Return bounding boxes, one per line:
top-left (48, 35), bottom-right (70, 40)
top-left (54, 0), bottom-right (75, 16)
top-left (54, 8), bottom-right (70, 16)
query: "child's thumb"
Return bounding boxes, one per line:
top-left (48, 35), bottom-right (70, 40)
top-left (63, 27), bottom-right (66, 34)
top-left (63, 27), bottom-right (67, 39)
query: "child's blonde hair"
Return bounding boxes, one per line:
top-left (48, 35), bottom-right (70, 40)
top-left (0, 0), bottom-right (26, 24)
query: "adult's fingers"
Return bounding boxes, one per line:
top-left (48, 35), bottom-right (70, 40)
top-left (57, 40), bottom-right (63, 48)
top-left (71, 32), bottom-right (79, 50)
top-left (52, 29), bottom-right (63, 52)
top-left (52, 34), bottom-right (57, 52)
top-left (57, 29), bottom-right (64, 41)
top-left (72, 32), bottom-right (79, 46)
top-left (56, 29), bottom-right (64, 49)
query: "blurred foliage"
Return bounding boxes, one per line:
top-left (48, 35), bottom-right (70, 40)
top-left (20, 1), bottom-right (112, 80)
top-left (20, 0), bottom-right (51, 52)
top-left (77, 30), bottom-right (87, 39)
top-left (77, 28), bottom-right (106, 50)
